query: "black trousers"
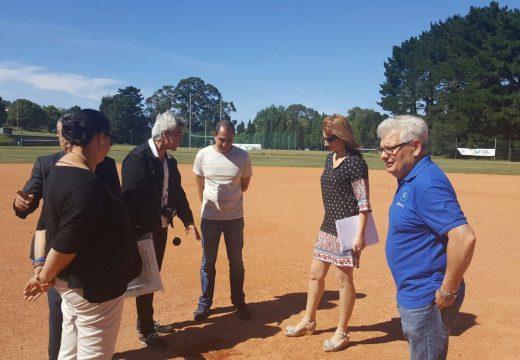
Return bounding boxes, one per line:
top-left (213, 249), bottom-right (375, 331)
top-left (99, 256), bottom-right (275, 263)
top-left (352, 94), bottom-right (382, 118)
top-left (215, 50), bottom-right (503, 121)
top-left (135, 227), bottom-right (167, 336)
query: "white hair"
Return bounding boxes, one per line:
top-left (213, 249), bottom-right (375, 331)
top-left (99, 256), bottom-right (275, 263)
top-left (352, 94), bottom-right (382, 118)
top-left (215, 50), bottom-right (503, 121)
top-left (376, 115), bottom-right (429, 148)
top-left (151, 110), bottom-right (187, 139)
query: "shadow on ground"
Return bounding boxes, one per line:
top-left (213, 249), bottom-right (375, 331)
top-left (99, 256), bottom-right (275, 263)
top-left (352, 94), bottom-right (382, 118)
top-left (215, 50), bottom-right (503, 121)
top-left (113, 293), bottom-right (476, 359)
top-left (452, 312), bottom-right (478, 336)
top-left (114, 290), bottom-right (352, 359)
top-left (346, 312), bottom-right (477, 348)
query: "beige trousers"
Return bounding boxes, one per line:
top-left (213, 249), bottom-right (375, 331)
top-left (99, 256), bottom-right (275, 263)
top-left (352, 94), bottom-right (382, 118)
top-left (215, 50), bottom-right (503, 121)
top-left (55, 279), bottom-right (124, 360)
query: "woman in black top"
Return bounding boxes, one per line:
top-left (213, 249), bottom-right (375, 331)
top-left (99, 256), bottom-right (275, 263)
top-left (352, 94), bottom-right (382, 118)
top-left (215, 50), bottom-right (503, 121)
top-left (285, 114), bottom-right (371, 353)
top-left (24, 109), bottom-right (141, 359)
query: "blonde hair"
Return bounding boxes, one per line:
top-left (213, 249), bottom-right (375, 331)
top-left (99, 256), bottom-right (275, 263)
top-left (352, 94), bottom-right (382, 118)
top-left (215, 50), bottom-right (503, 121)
top-left (322, 114), bottom-right (361, 152)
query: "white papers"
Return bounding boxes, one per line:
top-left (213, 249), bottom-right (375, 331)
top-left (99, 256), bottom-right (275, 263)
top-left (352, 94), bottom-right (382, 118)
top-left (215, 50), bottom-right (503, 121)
top-left (335, 213), bottom-right (379, 252)
top-left (125, 232), bottom-right (164, 298)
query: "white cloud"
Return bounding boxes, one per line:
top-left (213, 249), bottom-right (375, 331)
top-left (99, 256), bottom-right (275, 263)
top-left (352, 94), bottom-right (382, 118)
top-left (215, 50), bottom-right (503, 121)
top-left (0, 62), bottom-right (121, 101)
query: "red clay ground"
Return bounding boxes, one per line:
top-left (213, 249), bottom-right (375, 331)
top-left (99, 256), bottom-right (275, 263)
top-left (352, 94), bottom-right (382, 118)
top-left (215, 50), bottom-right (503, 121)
top-left (1, 163), bottom-right (519, 359)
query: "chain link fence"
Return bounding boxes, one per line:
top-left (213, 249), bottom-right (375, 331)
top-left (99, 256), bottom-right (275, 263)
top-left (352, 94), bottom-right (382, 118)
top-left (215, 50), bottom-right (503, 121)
top-left (185, 132), bottom-right (307, 150)
top-left (185, 131), bottom-right (520, 161)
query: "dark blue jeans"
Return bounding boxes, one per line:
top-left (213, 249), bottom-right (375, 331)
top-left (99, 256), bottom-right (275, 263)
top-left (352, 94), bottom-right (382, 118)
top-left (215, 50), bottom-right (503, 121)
top-left (398, 287), bottom-right (465, 360)
top-left (198, 218), bottom-right (245, 309)
top-left (135, 228), bottom-right (167, 336)
top-left (47, 287), bottom-right (62, 360)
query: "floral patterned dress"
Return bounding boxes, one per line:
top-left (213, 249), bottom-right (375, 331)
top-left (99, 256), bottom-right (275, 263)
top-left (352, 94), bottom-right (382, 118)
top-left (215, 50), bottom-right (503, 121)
top-left (313, 151), bottom-right (370, 267)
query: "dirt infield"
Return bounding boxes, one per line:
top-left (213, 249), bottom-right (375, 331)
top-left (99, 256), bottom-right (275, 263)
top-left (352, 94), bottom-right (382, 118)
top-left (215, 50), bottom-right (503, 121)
top-left (1, 163), bottom-right (519, 359)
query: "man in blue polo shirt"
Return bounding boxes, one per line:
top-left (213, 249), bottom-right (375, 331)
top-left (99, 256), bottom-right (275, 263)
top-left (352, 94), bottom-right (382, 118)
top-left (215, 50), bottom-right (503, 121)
top-left (376, 115), bottom-right (476, 360)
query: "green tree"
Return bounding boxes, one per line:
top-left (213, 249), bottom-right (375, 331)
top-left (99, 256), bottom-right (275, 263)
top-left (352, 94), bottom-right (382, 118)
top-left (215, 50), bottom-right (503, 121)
top-left (100, 86), bottom-right (148, 144)
top-left (145, 85), bottom-right (176, 121)
top-left (7, 99), bottom-right (49, 130)
top-left (42, 105), bottom-right (64, 131)
top-left (236, 122), bottom-right (245, 134)
top-left (252, 105), bottom-right (288, 148)
top-left (347, 107), bottom-right (387, 149)
top-left (172, 77), bottom-right (235, 133)
top-left (286, 104), bottom-right (324, 149)
top-left (379, 36), bottom-right (435, 115)
top-left (245, 120), bottom-right (255, 134)
top-left (251, 104), bottom-right (324, 149)
top-left (66, 105), bottom-right (82, 114)
top-left (380, 1), bottom-right (520, 151)
top-left (146, 77), bottom-right (236, 133)
top-left (0, 97), bottom-right (7, 126)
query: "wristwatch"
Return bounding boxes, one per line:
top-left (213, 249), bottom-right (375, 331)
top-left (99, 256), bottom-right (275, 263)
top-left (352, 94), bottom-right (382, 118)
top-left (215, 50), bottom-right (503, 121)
top-left (437, 287), bottom-right (457, 301)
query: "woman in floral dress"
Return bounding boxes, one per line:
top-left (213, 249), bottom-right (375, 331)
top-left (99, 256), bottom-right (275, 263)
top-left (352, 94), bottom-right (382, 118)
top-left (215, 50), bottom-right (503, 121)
top-left (285, 114), bottom-right (371, 352)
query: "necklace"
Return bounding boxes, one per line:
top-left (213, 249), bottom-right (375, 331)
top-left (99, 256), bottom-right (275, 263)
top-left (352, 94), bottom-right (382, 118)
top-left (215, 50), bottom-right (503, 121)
top-left (56, 160), bottom-right (75, 167)
top-left (69, 151), bottom-right (87, 162)
top-left (68, 151), bottom-right (93, 171)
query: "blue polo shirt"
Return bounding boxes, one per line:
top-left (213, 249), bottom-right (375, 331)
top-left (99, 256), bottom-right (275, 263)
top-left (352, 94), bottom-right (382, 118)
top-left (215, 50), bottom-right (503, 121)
top-left (386, 156), bottom-right (467, 309)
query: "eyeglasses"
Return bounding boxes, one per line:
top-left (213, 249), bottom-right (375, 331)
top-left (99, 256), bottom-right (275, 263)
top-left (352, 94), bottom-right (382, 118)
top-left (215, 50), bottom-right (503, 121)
top-left (322, 134), bottom-right (338, 142)
top-left (378, 140), bottom-right (414, 156)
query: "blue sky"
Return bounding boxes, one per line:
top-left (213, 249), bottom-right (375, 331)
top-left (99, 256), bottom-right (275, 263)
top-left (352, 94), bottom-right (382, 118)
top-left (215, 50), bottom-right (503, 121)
top-left (1, 0), bottom-right (518, 123)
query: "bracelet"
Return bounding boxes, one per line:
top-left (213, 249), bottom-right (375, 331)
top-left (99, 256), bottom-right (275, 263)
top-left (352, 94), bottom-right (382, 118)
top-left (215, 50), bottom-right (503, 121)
top-left (437, 287), bottom-right (458, 301)
top-left (32, 261), bottom-right (45, 269)
top-left (32, 257), bottom-right (46, 265)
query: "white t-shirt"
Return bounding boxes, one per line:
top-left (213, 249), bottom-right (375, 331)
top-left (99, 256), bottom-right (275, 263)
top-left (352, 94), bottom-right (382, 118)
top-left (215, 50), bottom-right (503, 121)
top-left (193, 145), bottom-right (252, 220)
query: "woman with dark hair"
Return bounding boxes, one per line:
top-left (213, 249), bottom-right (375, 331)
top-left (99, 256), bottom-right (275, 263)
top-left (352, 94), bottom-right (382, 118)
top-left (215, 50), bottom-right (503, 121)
top-left (23, 109), bottom-right (141, 359)
top-left (284, 114), bottom-right (371, 352)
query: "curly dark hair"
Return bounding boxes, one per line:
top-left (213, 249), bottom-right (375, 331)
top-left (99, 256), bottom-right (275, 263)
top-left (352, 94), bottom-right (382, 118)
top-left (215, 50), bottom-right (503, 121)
top-left (61, 109), bottom-right (111, 146)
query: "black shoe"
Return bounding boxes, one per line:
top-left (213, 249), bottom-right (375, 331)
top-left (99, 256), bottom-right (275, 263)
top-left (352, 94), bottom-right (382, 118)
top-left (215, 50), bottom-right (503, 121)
top-left (153, 320), bottom-right (174, 333)
top-left (193, 305), bottom-right (210, 321)
top-left (235, 304), bottom-right (251, 321)
top-left (139, 333), bottom-right (168, 350)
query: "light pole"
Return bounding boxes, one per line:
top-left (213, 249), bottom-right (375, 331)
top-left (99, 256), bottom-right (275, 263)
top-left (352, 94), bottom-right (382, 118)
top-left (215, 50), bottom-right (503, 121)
top-left (189, 93), bottom-right (192, 149)
top-left (16, 98), bottom-right (19, 129)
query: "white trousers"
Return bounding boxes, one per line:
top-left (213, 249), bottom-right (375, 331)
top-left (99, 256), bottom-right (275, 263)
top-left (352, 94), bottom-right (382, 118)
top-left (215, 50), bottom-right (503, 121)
top-left (55, 279), bottom-right (124, 360)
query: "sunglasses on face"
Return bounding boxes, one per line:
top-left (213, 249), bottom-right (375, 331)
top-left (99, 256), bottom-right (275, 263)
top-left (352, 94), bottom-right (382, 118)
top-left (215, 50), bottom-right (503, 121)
top-left (322, 134), bottom-right (338, 142)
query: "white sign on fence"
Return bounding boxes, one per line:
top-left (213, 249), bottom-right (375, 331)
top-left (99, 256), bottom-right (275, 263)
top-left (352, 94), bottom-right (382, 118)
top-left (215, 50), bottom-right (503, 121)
top-left (457, 148), bottom-right (495, 157)
top-left (234, 144), bottom-right (262, 151)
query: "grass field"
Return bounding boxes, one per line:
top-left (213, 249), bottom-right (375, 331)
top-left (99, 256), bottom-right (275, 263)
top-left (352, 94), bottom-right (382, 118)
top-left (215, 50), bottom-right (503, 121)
top-left (0, 145), bottom-right (519, 175)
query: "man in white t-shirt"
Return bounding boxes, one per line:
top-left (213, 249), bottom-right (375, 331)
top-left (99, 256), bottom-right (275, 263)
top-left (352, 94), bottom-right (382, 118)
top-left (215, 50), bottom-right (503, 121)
top-left (192, 120), bottom-right (253, 321)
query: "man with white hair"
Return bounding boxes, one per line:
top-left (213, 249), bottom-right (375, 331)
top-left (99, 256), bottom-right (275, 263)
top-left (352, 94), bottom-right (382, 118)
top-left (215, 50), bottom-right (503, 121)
top-left (377, 115), bottom-right (476, 359)
top-left (122, 110), bottom-right (200, 350)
